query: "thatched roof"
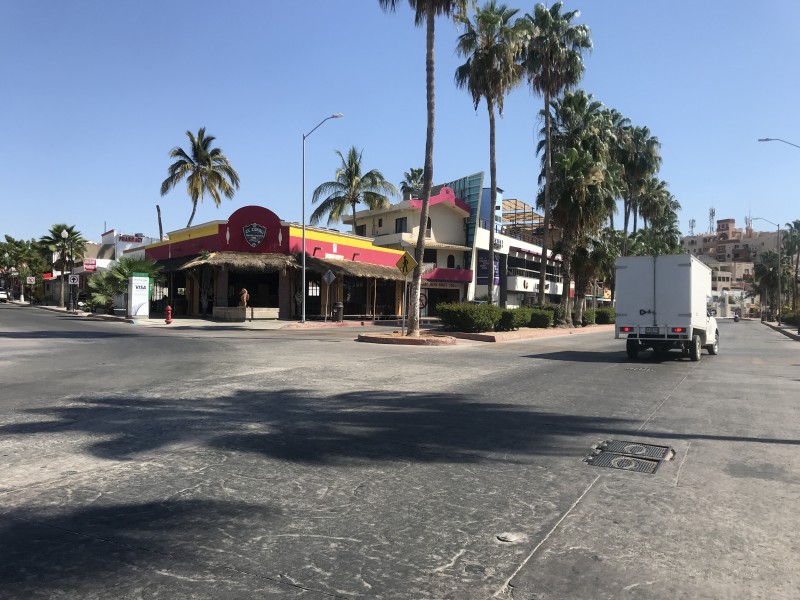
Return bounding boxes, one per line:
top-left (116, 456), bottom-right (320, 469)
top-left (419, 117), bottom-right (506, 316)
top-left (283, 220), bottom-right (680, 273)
top-left (303, 255), bottom-right (405, 281)
top-left (181, 252), bottom-right (298, 272)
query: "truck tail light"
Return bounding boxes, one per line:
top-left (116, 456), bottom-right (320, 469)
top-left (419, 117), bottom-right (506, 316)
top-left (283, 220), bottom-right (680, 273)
top-left (620, 326), bottom-right (633, 333)
top-left (672, 327), bottom-right (685, 333)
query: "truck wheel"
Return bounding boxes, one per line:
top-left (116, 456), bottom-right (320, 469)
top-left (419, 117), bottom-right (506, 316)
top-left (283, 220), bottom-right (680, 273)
top-left (626, 339), bottom-right (640, 360)
top-left (707, 331), bottom-right (719, 355)
top-left (689, 334), bottom-right (702, 362)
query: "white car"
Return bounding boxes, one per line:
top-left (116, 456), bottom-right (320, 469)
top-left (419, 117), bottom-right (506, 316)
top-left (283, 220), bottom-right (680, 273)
top-left (0, 289), bottom-right (9, 302)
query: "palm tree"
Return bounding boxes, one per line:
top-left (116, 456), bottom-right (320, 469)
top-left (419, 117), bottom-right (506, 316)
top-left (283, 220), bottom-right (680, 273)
top-left (754, 250), bottom-right (790, 316)
top-left (521, 1), bottom-right (591, 304)
top-left (378, 0), bottom-right (467, 336)
top-left (783, 220), bottom-right (800, 311)
top-left (39, 224), bottom-right (86, 308)
top-left (87, 257), bottom-right (163, 313)
top-left (620, 126), bottom-right (661, 254)
top-left (400, 167), bottom-right (424, 197)
top-left (455, 0), bottom-right (527, 305)
top-left (311, 147), bottom-right (397, 233)
top-left (535, 90), bottom-right (617, 324)
top-left (160, 128), bottom-right (240, 228)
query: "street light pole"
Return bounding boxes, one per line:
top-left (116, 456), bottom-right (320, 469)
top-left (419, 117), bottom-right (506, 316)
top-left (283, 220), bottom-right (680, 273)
top-left (758, 137), bottom-right (800, 150)
top-left (60, 229), bottom-right (69, 310)
top-left (301, 113), bottom-right (343, 323)
top-left (754, 217), bottom-right (781, 326)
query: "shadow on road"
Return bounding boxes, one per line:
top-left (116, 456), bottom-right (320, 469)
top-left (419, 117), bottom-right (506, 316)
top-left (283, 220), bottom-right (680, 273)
top-left (0, 499), bottom-right (280, 597)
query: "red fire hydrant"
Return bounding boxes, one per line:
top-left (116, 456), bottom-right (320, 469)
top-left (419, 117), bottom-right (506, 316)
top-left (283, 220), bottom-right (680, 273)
top-left (165, 305), bottom-right (173, 325)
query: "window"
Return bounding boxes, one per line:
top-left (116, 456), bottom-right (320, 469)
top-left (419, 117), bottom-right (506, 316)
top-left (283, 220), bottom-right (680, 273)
top-left (423, 249), bottom-right (437, 264)
top-left (447, 254), bottom-right (455, 268)
top-left (355, 224), bottom-right (366, 236)
top-left (308, 281), bottom-right (320, 297)
top-left (378, 218), bottom-right (383, 227)
top-left (395, 217), bottom-right (407, 234)
top-left (426, 217), bottom-right (432, 238)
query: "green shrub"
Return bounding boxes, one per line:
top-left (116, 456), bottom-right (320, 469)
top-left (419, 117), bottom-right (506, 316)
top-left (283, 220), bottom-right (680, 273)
top-left (436, 302), bottom-right (502, 332)
top-left (782, 312), bottom-right (798, 325)
top-left (530, 303), bottom-right (563, 326)
top-left (595, 307), bottom-right (615, 324)
top-left (529, 308), bottom-right (554, 328)
top-left (496, 307), bottom-right (533, 332)
top-left (581, 308), bottom-right (596, 326)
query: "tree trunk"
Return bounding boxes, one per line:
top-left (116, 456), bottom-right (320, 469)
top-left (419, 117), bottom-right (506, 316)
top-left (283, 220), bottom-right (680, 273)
top-left (352, 201), bottom-right (358, 234)
top-left (487, 99), bottom-right (497, 305)
top-left (157, 205), bottom-right (164, 241)
top-left (537, 90), bottom-right (552, 304)
top-left (622, 193), bottom-right (632, 256)
top-left (408, 7), bottom-right (436, 337)
top-left (574, 293), bottom-right (584, 327)
top-left (559, 244), bottom-right (573, 327)
top-left (187, 200), bottom-right (198, 228)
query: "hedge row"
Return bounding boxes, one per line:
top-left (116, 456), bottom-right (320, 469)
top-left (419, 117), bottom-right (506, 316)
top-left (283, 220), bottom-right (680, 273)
top-left (437, 303), bottom-right (556, 332)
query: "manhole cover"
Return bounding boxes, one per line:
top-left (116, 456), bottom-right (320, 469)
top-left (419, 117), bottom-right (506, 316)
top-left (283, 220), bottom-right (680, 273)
top-left (600, 440), bottom-right (671, 460)
top-left (589, 452), bottom-right (660, 474)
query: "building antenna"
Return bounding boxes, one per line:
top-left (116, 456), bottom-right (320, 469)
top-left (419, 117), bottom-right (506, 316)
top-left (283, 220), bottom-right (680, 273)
top-left (688, 218), bottom-right (696, 236)
top-left (708, 207), bottom-right (715, 233)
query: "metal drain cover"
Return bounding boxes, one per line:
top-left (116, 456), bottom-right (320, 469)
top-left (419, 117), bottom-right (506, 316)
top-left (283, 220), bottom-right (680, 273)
top-left (600, 440), bottom-right (671, 460)
top-left (590, 452), bottom-right (660, 474)
top-left (587, 440), bottom-right (674, 474)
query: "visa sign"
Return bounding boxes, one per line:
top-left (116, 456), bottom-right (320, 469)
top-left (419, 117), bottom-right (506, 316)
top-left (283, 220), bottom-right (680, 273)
top-left (127, 276), bottom-right (150, 318)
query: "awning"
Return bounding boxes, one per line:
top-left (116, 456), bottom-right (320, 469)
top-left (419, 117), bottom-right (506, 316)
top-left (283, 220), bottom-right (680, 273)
top-left (416, 242), bottom-right (472, 251)
top-left (303, 255), bottom-right (405, 281)
top-left (180, 251), bottom-right (298, 273)
top-left (155, 256), bottom-right (198, 273)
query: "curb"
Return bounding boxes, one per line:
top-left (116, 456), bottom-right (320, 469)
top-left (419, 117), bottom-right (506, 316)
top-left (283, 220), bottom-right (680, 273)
top-left (762, 320), bottom-right (800, 341)
top-left (448, 324), bottom-right (616, 343)
top-left (357, 333), bottom-right (457, 346)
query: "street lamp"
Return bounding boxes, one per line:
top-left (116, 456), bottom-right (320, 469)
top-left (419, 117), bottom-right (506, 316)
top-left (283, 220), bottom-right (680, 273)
top-left (753, 217), bottom-right (781, 325)
top-left (301, 113), bottom-right (343, 323)
top-left (758, 137), bottom-right (800, 150)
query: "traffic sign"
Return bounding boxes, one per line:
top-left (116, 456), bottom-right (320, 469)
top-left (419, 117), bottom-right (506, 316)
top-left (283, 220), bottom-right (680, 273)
top-left (396, 251), bottom-right (417, 277)
top-left (68, 275), bottom-right (79, 285)
top-left (26, 276), bottom-right (36, 285)
top-left (322, 270), bottom-right (336, 286)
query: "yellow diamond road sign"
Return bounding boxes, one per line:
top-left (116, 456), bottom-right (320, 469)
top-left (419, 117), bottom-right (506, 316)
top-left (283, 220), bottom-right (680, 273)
top-left (396, 251), bottom-right (418, 277)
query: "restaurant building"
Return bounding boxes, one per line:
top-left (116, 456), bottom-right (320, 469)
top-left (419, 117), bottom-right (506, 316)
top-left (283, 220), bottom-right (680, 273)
top-left (137, 205), bottom-right (406, 320)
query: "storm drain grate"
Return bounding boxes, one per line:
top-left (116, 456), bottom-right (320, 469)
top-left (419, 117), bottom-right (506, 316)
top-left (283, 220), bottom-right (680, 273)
top-left (599, 440), bottom-right (671, 460)
top-left (586, 440), bottom-right (674, 474)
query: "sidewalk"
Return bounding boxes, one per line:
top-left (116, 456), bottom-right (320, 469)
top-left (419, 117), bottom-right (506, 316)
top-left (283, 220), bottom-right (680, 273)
top-left (16, 300), bottom-right (798, 342)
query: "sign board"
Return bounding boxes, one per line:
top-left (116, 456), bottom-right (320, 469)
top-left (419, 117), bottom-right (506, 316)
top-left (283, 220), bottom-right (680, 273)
top-left (322, 270), bottom-right (336, 286)
top-left (84, 258), bottom-right (97, 272)
top-left (396, 252), bottom-right (418, 277)
top-left (26, 276), bottom-right (36, 285)
top-left (127, 274), bottom-right (150, 318)
top-left (68, 275), bottom-right (79, 285)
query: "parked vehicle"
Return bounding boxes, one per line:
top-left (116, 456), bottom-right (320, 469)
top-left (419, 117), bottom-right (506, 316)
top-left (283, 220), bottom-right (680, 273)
top-left (0, 289), bottom-right (8, 303)
top-left (615, 254), bottom-right (719, 361)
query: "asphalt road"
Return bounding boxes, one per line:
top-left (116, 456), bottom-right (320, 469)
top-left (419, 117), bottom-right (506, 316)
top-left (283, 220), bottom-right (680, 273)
top-left (1, 304), bottom-right (798, 599)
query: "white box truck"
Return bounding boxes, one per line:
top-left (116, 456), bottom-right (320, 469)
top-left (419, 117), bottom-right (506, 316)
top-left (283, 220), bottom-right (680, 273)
top-left (615, 254), bottom-right (719, 361)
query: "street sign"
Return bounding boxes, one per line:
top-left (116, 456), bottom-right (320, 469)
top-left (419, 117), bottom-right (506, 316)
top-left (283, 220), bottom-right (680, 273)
top-left (68, 275), bottom-right (79, 285)
top-left (322, 270), bottom-right (336, 286)
top-left (26, 276), bottom-right (36, 285)
top-left (84, 258), bottom-right (97, 272)
top-left (396, 251), bottom-right (418, 277)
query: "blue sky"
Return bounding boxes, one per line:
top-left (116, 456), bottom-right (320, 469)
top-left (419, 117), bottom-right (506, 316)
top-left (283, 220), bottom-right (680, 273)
top-left (2, 0), bottom-right (799, 243)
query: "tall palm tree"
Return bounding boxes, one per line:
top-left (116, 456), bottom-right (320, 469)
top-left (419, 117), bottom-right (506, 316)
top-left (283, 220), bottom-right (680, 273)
top-left (400, 167), bottom-right (424, 197)
top-left (535, 90), bottom-right (617, 324)
top-left (603, 108), bottom-right (631, 230)
top-left (521, 1), bottom-right (591, 304)
top-left (311, 147), bottom-right (397, 233)
top-left (783, 220), bottom-right (800, 311)
top-left (39, 224), bottom-right (86, 308)
top-left (455, 1), bottom-right (527, 305)
top-left (160, 128), bottom-right (241, 228)
top-left (621, 125), bottom-right (661, 254)
top-left (378, 0), bottom-right (467, 336)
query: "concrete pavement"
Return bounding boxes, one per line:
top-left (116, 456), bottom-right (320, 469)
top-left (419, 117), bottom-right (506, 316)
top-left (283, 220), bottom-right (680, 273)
top-left (1, 306), bottom-right (799, 598)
